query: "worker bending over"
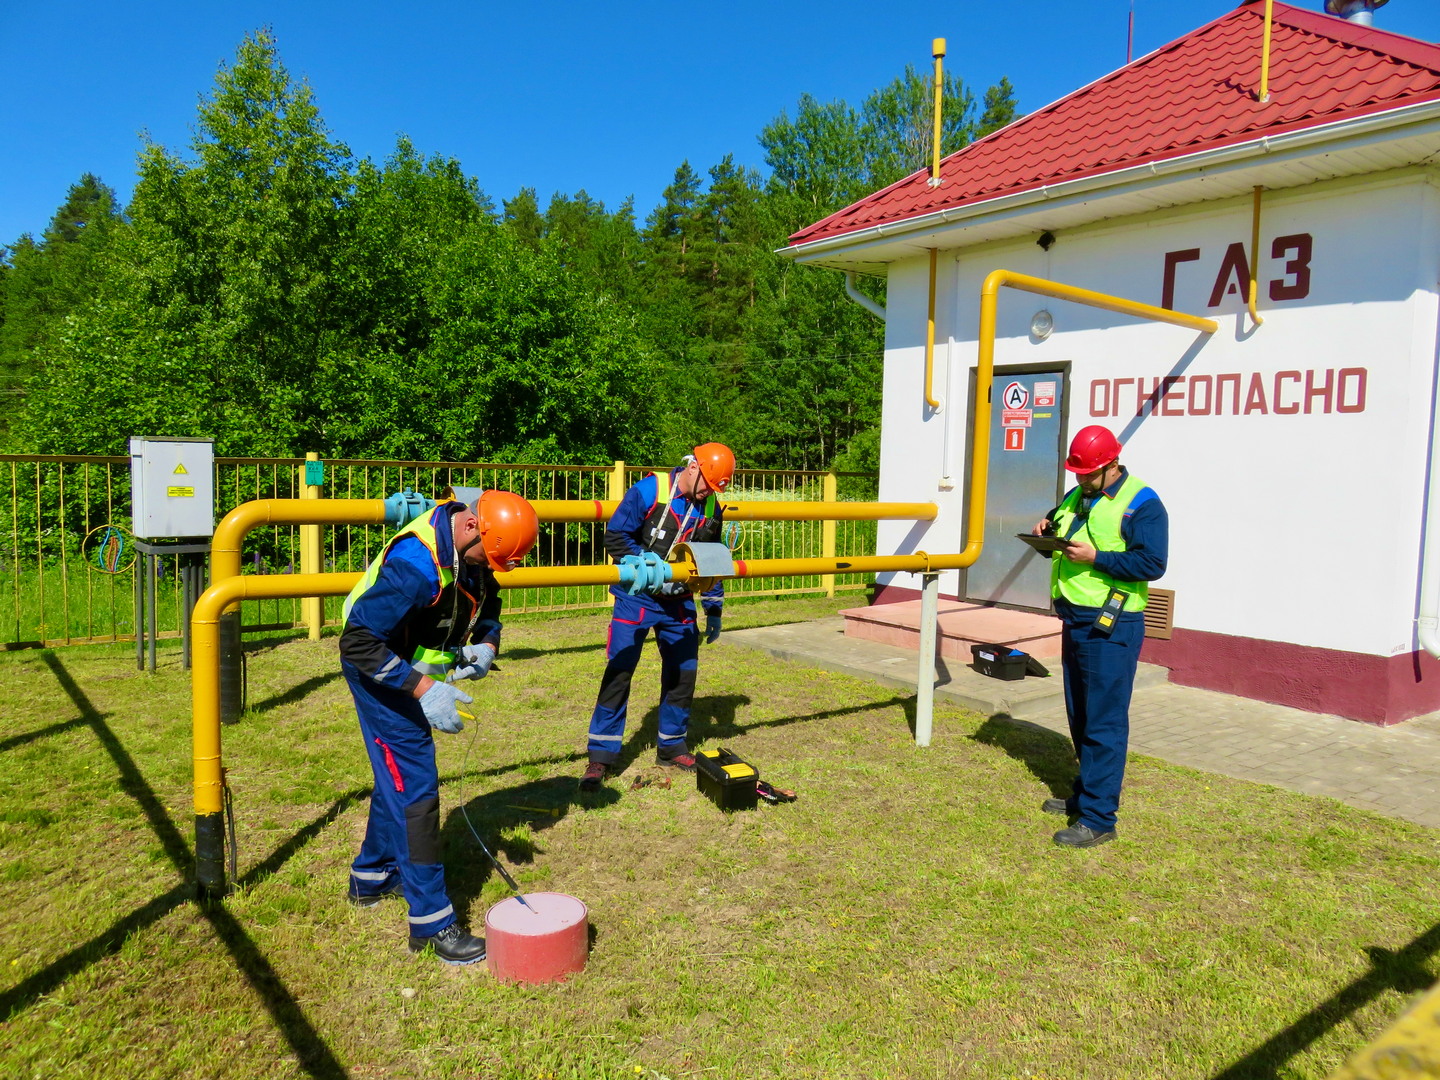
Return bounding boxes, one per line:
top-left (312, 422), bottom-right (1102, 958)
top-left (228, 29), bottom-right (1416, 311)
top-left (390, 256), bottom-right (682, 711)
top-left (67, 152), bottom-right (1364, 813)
top-left (340, 488), bottom-right (538, 963)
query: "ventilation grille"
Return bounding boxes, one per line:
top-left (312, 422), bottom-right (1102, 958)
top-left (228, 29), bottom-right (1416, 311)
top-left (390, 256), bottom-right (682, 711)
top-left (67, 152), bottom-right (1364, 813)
top-left (1144, 588), bottom-right (1175, 640)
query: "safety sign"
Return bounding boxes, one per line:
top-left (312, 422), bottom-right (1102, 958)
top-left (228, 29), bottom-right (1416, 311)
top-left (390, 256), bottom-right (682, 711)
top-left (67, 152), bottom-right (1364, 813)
top-left (1004, 427), bottom-right (1026, 452)
top-left (1002, 381), bottom-right (1029, 410)
top-left (1002, 409), bottom-right (1032, 427)
top-left (1034, 381), bottom-right (1056, 407)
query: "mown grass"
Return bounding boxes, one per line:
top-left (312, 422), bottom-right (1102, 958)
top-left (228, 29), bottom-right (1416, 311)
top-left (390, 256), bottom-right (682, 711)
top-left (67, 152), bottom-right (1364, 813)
top-left (0, 596), bottom-right (1436, 1080)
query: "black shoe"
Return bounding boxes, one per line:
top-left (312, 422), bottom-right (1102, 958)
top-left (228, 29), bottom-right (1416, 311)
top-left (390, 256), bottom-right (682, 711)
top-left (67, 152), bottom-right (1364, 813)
top-left (347, 878), bottom-right (403, 908)
top-left (1041, 798), bottom-right (1075, 817)
top-left (1052, 824), bottom-right (1116, 848)
top-left (656, 751), bottom-right (696, 771)
top-left (579, 761), bottom-right (608, 791)
top-left (409, 922), bottom-right (486, 965)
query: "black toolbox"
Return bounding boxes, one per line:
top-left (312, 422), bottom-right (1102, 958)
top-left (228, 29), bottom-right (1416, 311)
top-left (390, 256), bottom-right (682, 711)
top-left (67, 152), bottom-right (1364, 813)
top-left (970, 643), bottom-right (1049, 681)
top-left (695, 747), bottom-right (759, 812)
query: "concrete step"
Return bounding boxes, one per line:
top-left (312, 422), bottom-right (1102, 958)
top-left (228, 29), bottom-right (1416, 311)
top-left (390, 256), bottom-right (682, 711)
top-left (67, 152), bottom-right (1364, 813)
top-left (725, 617), bottom-right (1168, 719)
top-left (841, 599), bottom-right (1063, 660)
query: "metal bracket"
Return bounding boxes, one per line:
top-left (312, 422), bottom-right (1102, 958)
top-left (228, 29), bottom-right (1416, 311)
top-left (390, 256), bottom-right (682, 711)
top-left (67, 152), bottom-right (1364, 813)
top-left (673, 542), bottom-right (736, 592)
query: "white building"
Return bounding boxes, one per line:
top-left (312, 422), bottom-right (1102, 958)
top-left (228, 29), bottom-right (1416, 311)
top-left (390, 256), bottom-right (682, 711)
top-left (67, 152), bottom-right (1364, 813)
top-left (782, 0), bottom-right (1440, 724)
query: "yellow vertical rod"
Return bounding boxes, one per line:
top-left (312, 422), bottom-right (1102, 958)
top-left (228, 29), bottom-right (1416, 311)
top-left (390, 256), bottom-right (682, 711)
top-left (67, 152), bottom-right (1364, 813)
top-left (925, 248), bottom-right (941, 409)
top-left (1259, 0), bottom-right (1274, 103)
top-left (300, 452), bottom-right (322, 640)
top-left (821, 471), bottom-right (837, 598)
top-left (930, 38), bottom-right (947, 184)
top-left (608, 460), bottom-right (627, 502)
top-left (1248, 186), bottom-right (1265, 328)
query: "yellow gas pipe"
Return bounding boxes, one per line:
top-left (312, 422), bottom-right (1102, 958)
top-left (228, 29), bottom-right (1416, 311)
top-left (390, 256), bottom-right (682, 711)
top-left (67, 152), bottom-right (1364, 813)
top-left (1258, 0), bottom-right (1274, 104)
top-left (1248, 186), bottom-right (1265, 328)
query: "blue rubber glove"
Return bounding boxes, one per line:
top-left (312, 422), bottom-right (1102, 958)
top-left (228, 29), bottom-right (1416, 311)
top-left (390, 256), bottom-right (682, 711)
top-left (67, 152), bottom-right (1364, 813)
top-left (452, 642), bottom-right (496, 681)
top-left (704, 613), bottom-right (722, 644)
top-left (639, 550), bottom-right (669, 594)
top-left (419, 681), bottom-right (472, 734)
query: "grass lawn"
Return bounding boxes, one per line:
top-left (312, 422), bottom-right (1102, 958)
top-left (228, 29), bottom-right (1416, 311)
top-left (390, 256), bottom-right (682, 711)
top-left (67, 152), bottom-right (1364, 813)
top-left (0, 596), bottom-right (1436, 1080)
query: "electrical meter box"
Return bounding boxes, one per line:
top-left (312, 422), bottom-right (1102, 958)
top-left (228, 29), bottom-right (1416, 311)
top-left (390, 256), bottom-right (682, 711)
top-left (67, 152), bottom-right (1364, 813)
top-left (129, 437), bottom-right (215, 539)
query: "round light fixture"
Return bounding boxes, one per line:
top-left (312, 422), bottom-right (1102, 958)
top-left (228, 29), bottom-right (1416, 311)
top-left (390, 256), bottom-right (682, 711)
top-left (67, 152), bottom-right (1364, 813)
top-left (1030, 309), bottom-right (1054, 340)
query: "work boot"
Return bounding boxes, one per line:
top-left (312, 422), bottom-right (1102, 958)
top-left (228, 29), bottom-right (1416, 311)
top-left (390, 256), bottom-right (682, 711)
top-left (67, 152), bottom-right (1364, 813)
top-left (409, 922), bottom-right (486, 965)
top-left (1041, 798), bottom-right (1075, 817)
top-left (347, 877), bottom-right (403, 909)
top-left (656, 750), bottom-right (697, 771)
top-left (1052, 823), bottom-right (1116, 848)
top-left (579, 761), bottom-right (608, 792)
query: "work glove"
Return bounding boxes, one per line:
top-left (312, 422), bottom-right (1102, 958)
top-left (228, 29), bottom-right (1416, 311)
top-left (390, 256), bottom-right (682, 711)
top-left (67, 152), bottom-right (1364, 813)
top-left (704, 613), bottom-right (722, 644)
top-left (419, 680), bottom-right (472, 734)
top-left (452, 642), bottom-right (496, 681)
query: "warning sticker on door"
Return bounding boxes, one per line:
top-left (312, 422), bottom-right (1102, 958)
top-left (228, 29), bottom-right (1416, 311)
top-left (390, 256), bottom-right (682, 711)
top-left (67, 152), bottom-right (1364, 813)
top-left (1002, 409), bottom-right (1032, 428)
top-left (1004, 427), bottom-right (1026, 451)
top-left (1002, 381), bottom-right (1030, 410)
top-left (1034, 381), bottom-right (1056, 407)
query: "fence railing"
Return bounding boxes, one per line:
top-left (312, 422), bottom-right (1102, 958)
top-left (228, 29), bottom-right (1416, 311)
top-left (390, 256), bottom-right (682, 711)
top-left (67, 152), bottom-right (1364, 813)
top-left (0, 454), bottom-right (879, 651)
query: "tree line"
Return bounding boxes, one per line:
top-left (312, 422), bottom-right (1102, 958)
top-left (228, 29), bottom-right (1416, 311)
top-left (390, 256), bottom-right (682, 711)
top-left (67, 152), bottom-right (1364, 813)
top-left (0, 31), bottom-right (1016, 475)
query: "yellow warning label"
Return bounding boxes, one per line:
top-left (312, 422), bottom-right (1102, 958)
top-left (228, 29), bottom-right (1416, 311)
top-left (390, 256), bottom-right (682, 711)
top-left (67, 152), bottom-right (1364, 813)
top-left (167, 486), bottom-right (195, 498)
top-left (173, 462), bottom-right (188, 475)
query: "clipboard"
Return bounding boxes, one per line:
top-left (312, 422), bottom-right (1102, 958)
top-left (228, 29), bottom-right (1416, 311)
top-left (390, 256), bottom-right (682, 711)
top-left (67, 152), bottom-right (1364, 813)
top-left (1016, 533), bottom-right (1069, 553)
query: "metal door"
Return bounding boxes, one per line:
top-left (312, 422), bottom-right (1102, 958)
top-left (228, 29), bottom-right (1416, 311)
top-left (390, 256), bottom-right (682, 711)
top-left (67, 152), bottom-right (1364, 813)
top-left (964, 368), bottom-right (1067, 610)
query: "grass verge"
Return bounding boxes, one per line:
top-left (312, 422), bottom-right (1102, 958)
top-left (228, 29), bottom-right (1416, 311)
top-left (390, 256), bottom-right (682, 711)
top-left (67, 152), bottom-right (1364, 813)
top-left (0, 596), bottom-right (1436, 1079)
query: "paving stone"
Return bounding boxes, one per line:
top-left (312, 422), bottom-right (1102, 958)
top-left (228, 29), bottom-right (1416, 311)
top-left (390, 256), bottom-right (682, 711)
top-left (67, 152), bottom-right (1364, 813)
top-left (724, 617), bottom-right (1440, 831)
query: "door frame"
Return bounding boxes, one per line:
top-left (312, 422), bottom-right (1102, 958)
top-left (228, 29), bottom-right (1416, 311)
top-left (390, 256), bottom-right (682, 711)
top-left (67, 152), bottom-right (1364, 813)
top-left (959, 360), bottom-right (1073, 613)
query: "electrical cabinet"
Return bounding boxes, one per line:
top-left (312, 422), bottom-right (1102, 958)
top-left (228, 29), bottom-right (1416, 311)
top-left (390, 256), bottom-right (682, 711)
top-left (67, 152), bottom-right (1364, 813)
top-left (129, 437), bottom-right (215, 539)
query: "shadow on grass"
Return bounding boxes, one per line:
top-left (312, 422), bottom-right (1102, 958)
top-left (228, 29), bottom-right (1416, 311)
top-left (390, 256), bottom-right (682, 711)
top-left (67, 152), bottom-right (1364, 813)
top-left (0, 652), bottom-right (353, 1079)
top-left (971, 712), bottom-right (1076, 799)
top-left (442, 777), bottom-right (617, 916)
top-left (248, 670), bottom-right (343, 714)
top-left (0, 714), bottom-right (90, 754)
top-left (1211, 920), bottom-right (1440, 1079)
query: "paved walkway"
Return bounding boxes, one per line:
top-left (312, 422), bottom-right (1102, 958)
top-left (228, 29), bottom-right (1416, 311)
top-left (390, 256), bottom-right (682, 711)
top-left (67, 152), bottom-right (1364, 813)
top-left (724, 617), bottom-right (1440, 831)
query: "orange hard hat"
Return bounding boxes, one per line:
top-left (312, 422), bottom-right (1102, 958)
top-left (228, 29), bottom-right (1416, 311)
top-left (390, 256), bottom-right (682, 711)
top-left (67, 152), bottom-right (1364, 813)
top-left (1064, 426), bottom-right (1123, 474)
top-left (473, 490), bottom-right (539, 572)
top-left (693, 442), bottom-right (736, 493)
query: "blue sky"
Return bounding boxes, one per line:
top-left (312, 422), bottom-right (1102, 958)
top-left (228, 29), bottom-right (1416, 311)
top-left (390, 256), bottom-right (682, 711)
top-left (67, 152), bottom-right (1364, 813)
top-left (3, 1), bottom-right (1439, 246)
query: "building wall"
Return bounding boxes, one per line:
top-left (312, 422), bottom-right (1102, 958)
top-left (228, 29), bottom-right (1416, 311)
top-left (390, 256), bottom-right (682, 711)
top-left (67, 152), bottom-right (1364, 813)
top-left (872, 172), bottom-right (1440, 721)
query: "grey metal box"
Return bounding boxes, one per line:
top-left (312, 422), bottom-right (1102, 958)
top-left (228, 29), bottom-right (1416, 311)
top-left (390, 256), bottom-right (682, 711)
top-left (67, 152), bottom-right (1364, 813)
top-left (129, 437), bottom-right (215, 539)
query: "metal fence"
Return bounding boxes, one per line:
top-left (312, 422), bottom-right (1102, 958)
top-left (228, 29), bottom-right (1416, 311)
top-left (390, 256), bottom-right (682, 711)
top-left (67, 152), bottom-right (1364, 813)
top-left (0, 454), bottom-right (879, 650)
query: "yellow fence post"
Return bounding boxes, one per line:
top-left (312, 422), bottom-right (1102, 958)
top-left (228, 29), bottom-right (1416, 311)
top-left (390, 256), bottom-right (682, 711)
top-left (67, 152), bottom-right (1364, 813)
top-left (822, 472), bottom-right (837, 598)
top-left (608, 460), bottom-right (626, 502)
top-left (300, 453), bottom-right (322, 641)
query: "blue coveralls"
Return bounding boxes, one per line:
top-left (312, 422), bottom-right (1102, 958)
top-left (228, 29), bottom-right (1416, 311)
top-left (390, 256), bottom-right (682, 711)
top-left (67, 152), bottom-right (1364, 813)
top-left (585, 470), bottom-right (723, 764)
top-left (339, 502), bottom-right (502, 937)
top-left (1050, 468), bottom-right (1168, 833)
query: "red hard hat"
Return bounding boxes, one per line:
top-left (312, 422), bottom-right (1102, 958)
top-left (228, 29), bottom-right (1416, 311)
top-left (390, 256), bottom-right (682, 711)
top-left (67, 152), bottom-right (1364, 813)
top-left (693, 442), bottom-right (736, 493)
top-left (474, 490), bottom-right (539, 572)
top-left (1064, 426), bottom-right (1122, 474)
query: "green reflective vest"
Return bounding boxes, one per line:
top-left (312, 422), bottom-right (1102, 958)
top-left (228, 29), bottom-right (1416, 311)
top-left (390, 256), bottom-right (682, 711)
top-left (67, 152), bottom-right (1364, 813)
top-left (342, 507), bottom-right (461, 675)
top-left (1050, 474), bottom-right (1150, 612)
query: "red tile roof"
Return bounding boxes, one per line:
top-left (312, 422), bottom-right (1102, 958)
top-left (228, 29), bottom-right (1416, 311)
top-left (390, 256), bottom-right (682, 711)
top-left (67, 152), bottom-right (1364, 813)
top-left (788, 0), bottom-right (1440, 247)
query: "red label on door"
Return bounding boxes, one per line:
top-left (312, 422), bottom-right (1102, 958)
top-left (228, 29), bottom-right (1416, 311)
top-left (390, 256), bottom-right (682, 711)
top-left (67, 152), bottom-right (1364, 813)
top-left (1004, 427), bottom-right (1026, 452)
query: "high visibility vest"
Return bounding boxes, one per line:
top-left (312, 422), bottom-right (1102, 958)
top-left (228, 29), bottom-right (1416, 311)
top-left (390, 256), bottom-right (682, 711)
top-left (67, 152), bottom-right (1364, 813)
top-left (1050, 474), bottom-right (1151, 612)
top-left (638, 471), bottom-right (720, 557)
top-left (342, 505), bottom-right (475, 676)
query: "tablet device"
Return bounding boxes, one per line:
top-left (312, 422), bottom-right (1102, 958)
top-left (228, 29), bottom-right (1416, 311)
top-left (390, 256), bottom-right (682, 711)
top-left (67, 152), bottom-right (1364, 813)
top-left (1016, 533), bottom-right (1070, 553)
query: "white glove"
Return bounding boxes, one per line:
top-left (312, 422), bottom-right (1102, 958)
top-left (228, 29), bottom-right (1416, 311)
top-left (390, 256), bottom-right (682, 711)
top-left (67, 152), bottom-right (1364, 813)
top-left (452, 642), bottom-right (496, 681)
top-left (419, 681), bottom-right (472, 734)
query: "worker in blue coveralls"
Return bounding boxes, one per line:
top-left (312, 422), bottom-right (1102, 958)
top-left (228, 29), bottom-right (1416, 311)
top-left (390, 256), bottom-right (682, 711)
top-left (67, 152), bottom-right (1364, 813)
top-left (339, 487), bottom-right (539, 964)
top-left (1032, 425), bottom-right (1168, 849)
top-left (579, 443), bottom-right (736, 790)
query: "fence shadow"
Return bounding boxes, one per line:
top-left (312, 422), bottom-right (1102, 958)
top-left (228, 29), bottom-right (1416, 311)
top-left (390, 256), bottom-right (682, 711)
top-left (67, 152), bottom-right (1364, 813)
top-left (0, 653), bottom-right (352, 1079)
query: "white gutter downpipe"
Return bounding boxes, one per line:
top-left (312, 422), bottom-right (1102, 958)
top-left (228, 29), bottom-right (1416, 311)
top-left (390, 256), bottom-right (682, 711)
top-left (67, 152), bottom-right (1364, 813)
top-left (845, 271), bottom-right (886, 321)
top-left (1419, 302), bottom-right (1440, 658)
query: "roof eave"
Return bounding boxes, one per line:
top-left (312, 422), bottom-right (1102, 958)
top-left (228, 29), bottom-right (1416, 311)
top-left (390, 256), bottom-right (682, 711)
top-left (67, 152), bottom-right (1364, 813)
top-left (777, 96), bottom-right (1440, 267)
